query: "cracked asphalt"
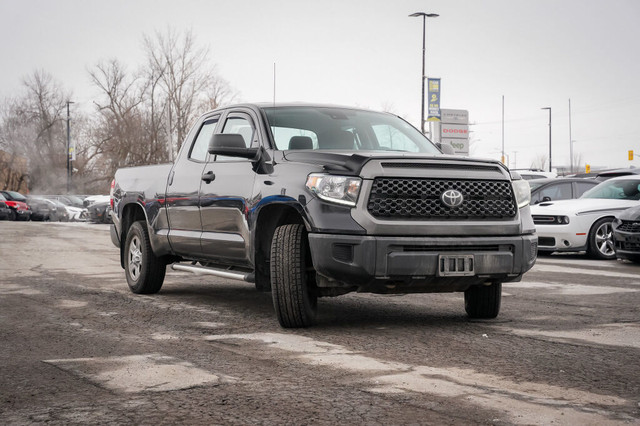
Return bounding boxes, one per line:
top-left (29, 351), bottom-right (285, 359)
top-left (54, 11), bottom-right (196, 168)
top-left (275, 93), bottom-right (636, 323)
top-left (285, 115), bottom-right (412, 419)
top-left (1, 221), bottom-right (639, 425)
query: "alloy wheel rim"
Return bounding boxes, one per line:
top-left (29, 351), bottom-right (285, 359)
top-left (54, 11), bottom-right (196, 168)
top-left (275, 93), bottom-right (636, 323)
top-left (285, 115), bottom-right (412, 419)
top-left (595, 222), bottom-right (614, 257)
top-left (128, 235), bottom-right (142, 280)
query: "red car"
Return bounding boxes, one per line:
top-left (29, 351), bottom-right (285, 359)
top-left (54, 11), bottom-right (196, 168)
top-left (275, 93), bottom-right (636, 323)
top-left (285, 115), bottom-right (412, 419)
top-left (0, 190), bottom-right (32, 221)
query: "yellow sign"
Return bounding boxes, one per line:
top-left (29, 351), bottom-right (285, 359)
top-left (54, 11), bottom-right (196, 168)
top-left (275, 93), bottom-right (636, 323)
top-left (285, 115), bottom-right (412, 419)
top-left (585, 164), bottom-right (591, 174)
top-left (629, 150), bottom-right (634, 161)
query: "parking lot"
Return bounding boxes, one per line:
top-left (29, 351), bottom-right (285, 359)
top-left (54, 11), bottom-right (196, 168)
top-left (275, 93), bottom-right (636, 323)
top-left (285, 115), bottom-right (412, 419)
top-left (1, 221), bottom-right (639, 425)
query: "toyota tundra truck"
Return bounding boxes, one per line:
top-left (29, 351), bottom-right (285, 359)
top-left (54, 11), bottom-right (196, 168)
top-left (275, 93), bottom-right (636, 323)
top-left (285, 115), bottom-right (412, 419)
top-left (110, 103), bottom-right (537, 328)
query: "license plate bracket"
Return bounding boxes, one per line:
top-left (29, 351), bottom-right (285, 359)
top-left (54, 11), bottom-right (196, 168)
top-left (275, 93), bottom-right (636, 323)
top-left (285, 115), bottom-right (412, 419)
top-left (437, 254), bottom-right (475, 277)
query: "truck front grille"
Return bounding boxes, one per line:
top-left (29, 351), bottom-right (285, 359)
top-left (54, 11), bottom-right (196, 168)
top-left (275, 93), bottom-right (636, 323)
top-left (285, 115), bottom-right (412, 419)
top-left (367, 178), bottom-right (517, 220)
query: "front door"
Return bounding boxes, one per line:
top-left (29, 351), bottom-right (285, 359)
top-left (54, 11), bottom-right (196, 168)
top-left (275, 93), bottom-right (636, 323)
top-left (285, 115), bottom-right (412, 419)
top-left (198, 111), bottom-right (259, 264)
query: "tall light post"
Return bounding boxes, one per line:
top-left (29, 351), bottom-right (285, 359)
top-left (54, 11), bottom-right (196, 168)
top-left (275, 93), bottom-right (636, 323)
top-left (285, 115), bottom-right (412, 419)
top-left (409, 12), bottom-right (439, 135)
top-left (541, 107), bottom-right (552, 172)
top-left (66, 100), bottom-right (74, 192)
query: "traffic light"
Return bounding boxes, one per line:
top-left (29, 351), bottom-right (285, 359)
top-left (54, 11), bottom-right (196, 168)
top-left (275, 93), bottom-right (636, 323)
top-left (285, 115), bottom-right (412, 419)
top-left (585, 164), bottom-right (591, 174)
top-left (629, 150), bottom-right (634, 161)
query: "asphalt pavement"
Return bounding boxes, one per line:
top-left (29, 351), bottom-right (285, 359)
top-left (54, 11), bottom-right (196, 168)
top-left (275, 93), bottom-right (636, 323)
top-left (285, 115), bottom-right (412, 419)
top-left (1, 221), bottom-right (639, 425)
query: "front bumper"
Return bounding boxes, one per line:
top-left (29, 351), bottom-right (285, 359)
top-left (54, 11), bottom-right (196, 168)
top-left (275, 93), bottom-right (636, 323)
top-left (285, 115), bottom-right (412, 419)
top-left (308, 233), bottom-right (538, 293)
top-left (535, 223), bottom-right (589, 252)
top-left (15, 210), bottom-right (31, 221)
top-left (613, 229), bottom-right (640, 261)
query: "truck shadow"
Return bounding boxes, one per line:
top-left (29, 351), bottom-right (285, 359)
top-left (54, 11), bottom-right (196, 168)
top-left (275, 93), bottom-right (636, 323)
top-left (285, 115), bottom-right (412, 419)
top-left (158, 281), bottom-right (474, 330)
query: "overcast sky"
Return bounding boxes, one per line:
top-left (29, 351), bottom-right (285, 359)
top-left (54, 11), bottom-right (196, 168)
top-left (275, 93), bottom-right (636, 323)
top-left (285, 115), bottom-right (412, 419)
top-left (1, 0), bottom-right (639, 171)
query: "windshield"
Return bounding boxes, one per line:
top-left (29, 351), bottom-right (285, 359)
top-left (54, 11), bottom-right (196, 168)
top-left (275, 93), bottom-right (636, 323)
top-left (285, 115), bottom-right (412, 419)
top-left (580, 179), bottom-right (640, 200)
top-left (263, 106), bottom-right (440, 154)
top-left (528, 181), bottom-right (548, 191)
top-left (3, 191), bottom-right (26, 201)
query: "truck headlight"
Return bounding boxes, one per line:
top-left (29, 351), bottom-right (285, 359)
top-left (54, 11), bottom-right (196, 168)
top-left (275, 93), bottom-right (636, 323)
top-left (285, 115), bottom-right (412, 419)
top-left (306, 174), bottom-right (362, 206)
top-left (512, 179), bottom-right (531, 208)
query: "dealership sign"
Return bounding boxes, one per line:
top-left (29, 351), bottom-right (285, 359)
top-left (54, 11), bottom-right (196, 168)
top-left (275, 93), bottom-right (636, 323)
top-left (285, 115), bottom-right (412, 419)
top-left (439, 108), bottom-right (469, 155)
top-left (441, 124), bottom-right (469, 138)
top-left (440, 109), bottom-right (468, 124)
top-left (441, 138), bottom-right (469, 155)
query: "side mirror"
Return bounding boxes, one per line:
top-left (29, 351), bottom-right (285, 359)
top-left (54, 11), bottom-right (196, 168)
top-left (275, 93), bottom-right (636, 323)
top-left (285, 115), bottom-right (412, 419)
top-left (542, 196), bottom-right (552, 202)
top-left (436, 142), bottom-right (456, 155)
top-left (208, 134), bottom-right (259, 159)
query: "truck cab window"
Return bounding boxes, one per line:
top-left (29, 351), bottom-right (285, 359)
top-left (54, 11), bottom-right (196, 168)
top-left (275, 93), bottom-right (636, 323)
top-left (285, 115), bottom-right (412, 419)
top-left (189, 117), bottom-right (219, 162)
top-left (222, 116), bottom-right (255, 148)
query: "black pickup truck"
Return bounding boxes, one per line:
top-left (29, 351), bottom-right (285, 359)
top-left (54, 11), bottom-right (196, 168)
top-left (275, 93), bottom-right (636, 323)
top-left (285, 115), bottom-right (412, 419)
top-left (110, 103), bottom-right (537, 328)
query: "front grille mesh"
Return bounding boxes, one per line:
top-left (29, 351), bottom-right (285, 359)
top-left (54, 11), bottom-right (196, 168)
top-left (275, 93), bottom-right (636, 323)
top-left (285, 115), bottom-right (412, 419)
top-left (617, 221), bottom-right (640, 232)
top-left (367, 178), bottom-right (516, 220)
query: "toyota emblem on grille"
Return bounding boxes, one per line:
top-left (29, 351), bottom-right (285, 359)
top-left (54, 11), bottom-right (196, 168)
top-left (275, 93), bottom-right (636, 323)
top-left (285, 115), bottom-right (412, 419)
top-left (441, 189), bottom-right (464, 208)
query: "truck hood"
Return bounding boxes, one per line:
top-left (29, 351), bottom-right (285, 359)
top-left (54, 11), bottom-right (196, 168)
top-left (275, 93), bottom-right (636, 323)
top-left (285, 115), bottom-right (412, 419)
top-left (281, 150), bottom-right (505, 175)
top-left (531, 198), bottom-right (639, 216)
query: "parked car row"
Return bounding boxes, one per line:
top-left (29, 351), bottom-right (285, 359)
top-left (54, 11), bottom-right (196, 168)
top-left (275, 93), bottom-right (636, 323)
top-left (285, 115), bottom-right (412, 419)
top-left (530, 175), bottom-right (640, 263)
top-left (0, 190), bottom-right (111, 224)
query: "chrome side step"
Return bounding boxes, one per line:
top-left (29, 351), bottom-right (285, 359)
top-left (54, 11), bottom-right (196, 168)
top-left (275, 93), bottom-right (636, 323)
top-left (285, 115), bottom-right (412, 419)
top-left (171, 263), bottom-right (255, 283)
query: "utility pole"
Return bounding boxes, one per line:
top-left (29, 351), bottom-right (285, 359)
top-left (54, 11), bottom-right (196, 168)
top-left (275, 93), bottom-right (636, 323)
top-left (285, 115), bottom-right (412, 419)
top-left (66, 101), bottom-right (73, 193)
top-left (501, 95), bottom-right (505, 165)
top-left (541, 107), bottom-right (552, 172)
top-left (568, 98), bottom-right (573, 173)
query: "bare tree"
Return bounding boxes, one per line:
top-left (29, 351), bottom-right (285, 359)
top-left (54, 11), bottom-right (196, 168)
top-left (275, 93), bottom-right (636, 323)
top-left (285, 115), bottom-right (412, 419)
top-left (531, 154), bottom-right (549, 171)
top-left (0, 70), bottom-right (72, 192)
top-left (144, 27), bottom-right (236, 153)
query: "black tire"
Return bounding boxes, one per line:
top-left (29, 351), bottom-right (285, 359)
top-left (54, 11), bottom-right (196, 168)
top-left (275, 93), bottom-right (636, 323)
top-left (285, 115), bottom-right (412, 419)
top-left (587, 217), bottom-right (616, 260)
top-left (270, 224), bottom-right (317, 328)
top-left (124, 221), bottom-right (166, 294)
top-left (465, 282), bottom-right (501, 319)
top-left (8, 210), bottom-right (17, 221)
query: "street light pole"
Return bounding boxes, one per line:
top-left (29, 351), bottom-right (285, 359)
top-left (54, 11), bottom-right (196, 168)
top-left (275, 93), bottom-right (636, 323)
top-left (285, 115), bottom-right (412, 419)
top-left (541, 107), bottom-right (552, 172)
top-left (410, 12), bottom-right (439, 135)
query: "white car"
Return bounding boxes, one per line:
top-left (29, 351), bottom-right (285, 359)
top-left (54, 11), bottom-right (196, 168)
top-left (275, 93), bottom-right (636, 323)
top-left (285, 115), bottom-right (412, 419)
top-left (531, 176), bottom-right (640, 259)
top-left (65, 205), bottom-right (88, 221)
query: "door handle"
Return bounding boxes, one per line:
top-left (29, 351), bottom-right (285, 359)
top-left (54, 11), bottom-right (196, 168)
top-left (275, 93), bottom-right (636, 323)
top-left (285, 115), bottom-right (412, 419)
top-left (201, 171), bottom-right (216, 183)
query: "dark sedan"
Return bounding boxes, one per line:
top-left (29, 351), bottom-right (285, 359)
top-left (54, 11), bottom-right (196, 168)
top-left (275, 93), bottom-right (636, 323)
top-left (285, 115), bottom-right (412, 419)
top-left (26, 196), bottom-right (55, 221)
top-left (529, 177), bottom-right (599, 205)
top-left (87, 199), bottom-right (112, 223)
top-left (0, 194), bottom-right (11, 220)
top-left (613, 205), bottom-right (640, 263)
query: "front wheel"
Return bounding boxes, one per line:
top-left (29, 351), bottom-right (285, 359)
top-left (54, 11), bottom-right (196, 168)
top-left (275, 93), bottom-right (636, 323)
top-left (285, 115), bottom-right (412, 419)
top-left (124, 221), bottom-right (166, 294)
top-left (270, 224), bottom-right (317, 328)
top-left (588, 217), bottom-right (616, 260)
top-left (465, 282), bottom-right (501, 319)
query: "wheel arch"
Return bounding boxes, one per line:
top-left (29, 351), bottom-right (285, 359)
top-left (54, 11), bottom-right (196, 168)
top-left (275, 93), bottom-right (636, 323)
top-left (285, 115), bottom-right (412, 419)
top-left (119, 202), bottom-right (148, 268)
top-left (253, 203), bottom-right (308, 289)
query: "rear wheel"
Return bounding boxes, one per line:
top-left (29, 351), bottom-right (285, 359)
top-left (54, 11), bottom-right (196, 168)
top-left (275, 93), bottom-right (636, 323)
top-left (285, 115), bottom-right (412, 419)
top-left (588, 217), bottom-right (616, 260)
top-left (465, 282), bottom-right (501, 319)
top-left (270, 224), bottom-right (317, 328)
top-left (8, 209), bottom-right (16, 221)
top-left (124, 221), bottom-right (166, 294)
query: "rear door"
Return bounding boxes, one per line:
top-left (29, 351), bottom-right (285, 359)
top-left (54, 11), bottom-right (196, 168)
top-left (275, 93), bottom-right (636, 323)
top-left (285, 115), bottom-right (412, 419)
top-left (166, 114), bottom-right (220, 256)
top-left (198, 110), bottom-right (260, 264)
